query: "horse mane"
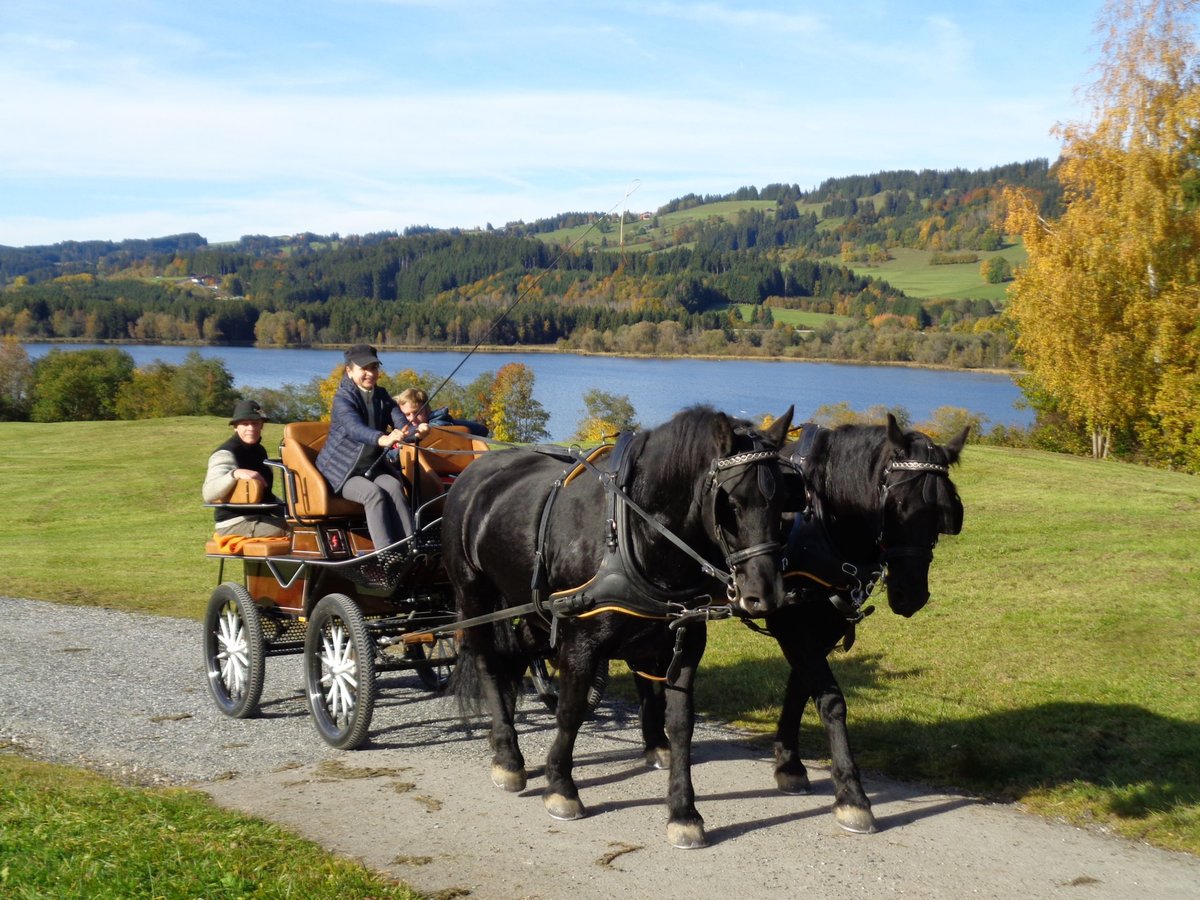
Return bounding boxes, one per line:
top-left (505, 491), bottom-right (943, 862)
top-left (806, 419), bottom-right (963, 535)
top-left (629, 405), bottom-right (736, 500)
top-left (805, 423), bottom-right (888, 512)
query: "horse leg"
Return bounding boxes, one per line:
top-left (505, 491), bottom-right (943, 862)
top-left (772, 666), bottom-right (813, 794)
top-left (662, 624), bottom-right (707, 849)
top-left (634, 673), bottom-right (671, 769)
top-left (467, 624), bottom-right (527, 792)
top-left (542, 655), bottom-right (598, 821)
top-left (809, 656), bottom-right (876, 834)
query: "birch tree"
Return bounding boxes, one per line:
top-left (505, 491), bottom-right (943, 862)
top-left (1005, 0), bottom-right (1200, 467)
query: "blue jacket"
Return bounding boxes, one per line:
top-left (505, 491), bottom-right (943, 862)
top-left (316, 376), bottom-right (406, 492)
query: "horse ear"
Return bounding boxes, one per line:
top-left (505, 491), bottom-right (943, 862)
top-left (945, 426), bottom-right (969, 464)
top-left (886, 413), bottom-right (906, 450)
top-left (763, 406), bottom-right (794, 449)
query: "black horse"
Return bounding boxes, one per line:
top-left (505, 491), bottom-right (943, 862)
top-left (442, 405), bottom-right (793, 848)
top-left (767, 414), bottom-right (966, 833)
top-left (632, 414), bottom-right (965, 834)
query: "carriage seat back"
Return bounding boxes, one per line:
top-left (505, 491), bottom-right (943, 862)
top-left (280, 421), bottom-right (365, 519)
top-left (414, 425), bottom-right (489, 483)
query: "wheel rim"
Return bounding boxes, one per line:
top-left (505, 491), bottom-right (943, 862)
top-left (304, 594), bottom-right (376, 749)
top-left (315, 617), bottom-right (359, 724)
top-left (214, 601), bottom-right (251, 701)
top-left (204, 583), bottom-right (265, 719)
top-left (409, 635), bottom-right (455, 690)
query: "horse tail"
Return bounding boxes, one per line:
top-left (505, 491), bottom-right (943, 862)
top-left (448, 619), bottom-right (532, 718)
top-left (448, 639), bottom-right (484, 716)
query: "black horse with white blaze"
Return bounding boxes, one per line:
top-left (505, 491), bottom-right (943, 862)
top-left (442, 405), bottom-right (793, 849)
top-left (768, 414), bottom-right (966, 833)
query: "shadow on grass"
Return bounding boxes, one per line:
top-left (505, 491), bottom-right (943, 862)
top-left (702, 653), bottom-right (1200, 828)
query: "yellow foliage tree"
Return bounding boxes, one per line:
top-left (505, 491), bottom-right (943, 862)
top-left (1005, 0), bottom-right (1200, 466)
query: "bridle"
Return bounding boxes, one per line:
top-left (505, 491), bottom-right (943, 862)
top-left (780, 435), bottom-right (957, 619)
top-left (877, 457), bottom-right (953, 567)
top-left (701, 445), bottom-right (785, 604)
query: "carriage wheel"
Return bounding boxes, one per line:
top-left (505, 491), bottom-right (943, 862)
top-left (406, 634), bottom-right (457, 691)
top-left (304, 593), bottom-right (376, 750)
top-left (527, 658), bottom-right (608, 715)
top-left (203, 583), bottom-right (265, 719)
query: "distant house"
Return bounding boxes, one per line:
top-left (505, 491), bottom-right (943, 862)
top-left (639, 211), bottom-right (653, 221)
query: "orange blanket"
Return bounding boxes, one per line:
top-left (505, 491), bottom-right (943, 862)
top-left (210, 532), bottom-right (291, 555)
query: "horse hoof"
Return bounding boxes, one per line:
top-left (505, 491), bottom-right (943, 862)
top-left (666, 821), bottom-right (706, 849)
top-left (834, 804), bottom-right (877, 834)
top-left (490, 764), bottom-right (527, 793)
top-left (774, 770), bottom-right (811, 794)
top-left (544, 793), bottom-right (586, 821)
top-left (644, 747), bottom-right (671, 770)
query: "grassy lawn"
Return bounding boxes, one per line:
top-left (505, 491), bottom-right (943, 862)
top-left (536, 199), bottom-right (776, 250)
top-left (735, 304), bottom-right (856, 329)
top-left (0, 753), bottom-right (419, 898)
top-left (1, 419), bottom-right (1198, 856)
top-left (844, 245), bottom-right (1028, 302)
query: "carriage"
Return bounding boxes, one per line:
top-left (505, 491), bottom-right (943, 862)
top-left (202, 404), bottom-right (966, 847)
top-left (202, 421), bottom-right (524, 750)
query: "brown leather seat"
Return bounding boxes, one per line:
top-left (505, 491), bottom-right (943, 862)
top-left (411, 425), bottom-right (488, 483)
top-left (280, 422), bottom-right (365, 519)
top-left (281, 421), bottom-right (452, 525)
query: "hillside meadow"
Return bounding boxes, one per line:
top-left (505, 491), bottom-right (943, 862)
top-left (1, 418), bottom-right (1198, 854)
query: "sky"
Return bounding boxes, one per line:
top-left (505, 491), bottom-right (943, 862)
top-left (0, 1), bottom-right (1109, 248)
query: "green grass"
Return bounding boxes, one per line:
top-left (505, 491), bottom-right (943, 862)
top-left (0, 753), bottom-right (419, 898)
top-left (2, 420), bottom-right (1199, 855)
top-left (535, 199), bottom-right (776, 250)
top-left (735, 305), bottom-right (856, 329)
top-left (696, 445), bottom-right (1200, 852)
top-left (841, 245), bottom-right (1028, 301)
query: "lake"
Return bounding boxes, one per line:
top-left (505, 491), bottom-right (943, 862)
top-left (23, 343), bottom-right (1031, 441)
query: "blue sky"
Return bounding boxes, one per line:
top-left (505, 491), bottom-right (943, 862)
top-left (0, 1), bottom-right (1107, 247)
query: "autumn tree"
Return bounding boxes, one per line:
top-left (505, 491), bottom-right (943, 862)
top-left (487, 362), bottom-right (549, 443)
top-left (571, 389), bottom-right (639, 443)
top-left (1005, 0), bottom-right (1200, 466)
top-left (113, 352), bottom-right (239, 419)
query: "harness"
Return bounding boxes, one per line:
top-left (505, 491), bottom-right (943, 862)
top-left (530, 429), bottom-right (782, 643)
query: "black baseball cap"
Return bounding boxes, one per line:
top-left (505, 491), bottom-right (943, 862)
top-left (345, 344), bottom-right (382, 367)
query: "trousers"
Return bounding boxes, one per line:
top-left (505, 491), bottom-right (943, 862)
top-left (340, 472), bottom-right (414, 549)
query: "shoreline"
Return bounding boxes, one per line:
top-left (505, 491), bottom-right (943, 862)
top-left (16, 337), bottom-right (1024, 379)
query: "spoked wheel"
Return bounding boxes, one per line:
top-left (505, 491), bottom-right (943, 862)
top-left (203, 583), bottom-right (265, 718)
top-left (406, 633), bottom-right (457, 691)
top-left (304, 593), bottom-right (376, 750)
top-left (528, 658), bottom-right (608, 715)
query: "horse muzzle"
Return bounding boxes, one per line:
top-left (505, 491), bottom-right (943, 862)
top-left (731, 565), bottom-right (786, 617)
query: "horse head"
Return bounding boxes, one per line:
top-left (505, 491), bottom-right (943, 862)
top-left (879, 413), bottom-right (967, 617)
top-left (704, 406), bottom-right (794, 617)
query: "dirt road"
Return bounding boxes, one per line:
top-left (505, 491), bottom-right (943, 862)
top-left (3, 597), bottom-right (1197, 899)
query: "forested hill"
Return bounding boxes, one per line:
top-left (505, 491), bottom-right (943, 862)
top-left (0, 160), bottom-right (1056, 369)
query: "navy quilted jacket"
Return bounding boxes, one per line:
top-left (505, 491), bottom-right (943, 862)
top-left (316, 375), bottom-right (406, 492)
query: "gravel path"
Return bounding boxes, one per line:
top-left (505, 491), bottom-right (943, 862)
top-left (3, 595), bottom-right (1198, 900)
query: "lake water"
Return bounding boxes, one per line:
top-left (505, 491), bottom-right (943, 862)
top-left (23, 343), bottom-right (1030, 440)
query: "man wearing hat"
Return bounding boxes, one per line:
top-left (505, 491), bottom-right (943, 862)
top-left (202, 399), bottom-right (287, 537)
top-left (316, 344), bottom-right (414, 550)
